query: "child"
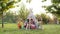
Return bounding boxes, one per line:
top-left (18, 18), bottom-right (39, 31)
top-left (24, 19), bottom-right (29, 30)
top-left (20, 20), bottom-right (24, 29)
top-left (30, 19), bottom-right (36, 29)
top-left (17, 21), bottom-right (21, 29)
top-left (17, 20), bottom-right (23, 29)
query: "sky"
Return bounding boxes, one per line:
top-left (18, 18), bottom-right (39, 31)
top-left (23, 0), bottom-right (52, 15)
top-left (10, 0), bottom-right (52, 15)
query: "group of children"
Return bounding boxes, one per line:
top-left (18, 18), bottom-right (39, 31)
top-left (24, 19), bottom-right (36, 30)
top-left (17, 19), bottom-right (37, 29)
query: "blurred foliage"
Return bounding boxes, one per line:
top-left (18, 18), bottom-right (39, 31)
top-left (3, 11), bottom-right (17, 23)
top-left (42, 0), bottom-right (46, 2)
top-left (26, 0), bottom-right (32, 3)
top-left (18, 4), bottom-right (29, 21)
top-left (0, 0), bottom-right (21, 16)
top-left (41, 14), bottom-right (50, 24)
top-left (36, 14), bottom-right (50, 24)
top-left (0, 0), bottom-right (21, 28)
top-left (42, 0), bottom-right (60, 16)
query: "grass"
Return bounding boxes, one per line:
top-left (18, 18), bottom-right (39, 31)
top-left (0, 23), bottom-right (60, 34)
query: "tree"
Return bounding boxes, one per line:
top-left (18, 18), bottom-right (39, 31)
top-left (4, 11), bottom-right (17, 23)
top-left (42, 0), bottom-right (60, 16)
top-left (0, 0), bottom-right (21, 28)
top-left (41, 14), bottom-right (50, 24)
top-left (18, 4), bottom-right (29, 21)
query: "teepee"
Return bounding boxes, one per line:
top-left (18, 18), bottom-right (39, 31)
top-left (27, 11), bottom-right (37, 23)
top-left (27, 9), bottom-right (39, 29)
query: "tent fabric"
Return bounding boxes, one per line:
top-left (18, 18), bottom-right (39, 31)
top-left (27, 11), bottom-right (37, 23)
top-left (27, 11), bottom-right (39, 29)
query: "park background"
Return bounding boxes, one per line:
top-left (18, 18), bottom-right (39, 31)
top-left (0, 0), bottom-right (60, 34)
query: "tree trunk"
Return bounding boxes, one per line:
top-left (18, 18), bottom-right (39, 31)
top-left (2, 12), bottom-right (4, 28)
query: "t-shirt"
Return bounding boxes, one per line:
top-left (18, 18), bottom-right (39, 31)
top-left (20, 22), bottom-right (23, 26)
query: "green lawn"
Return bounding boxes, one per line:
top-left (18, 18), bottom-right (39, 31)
top-left (0, 24), bottom-right (60, 34)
